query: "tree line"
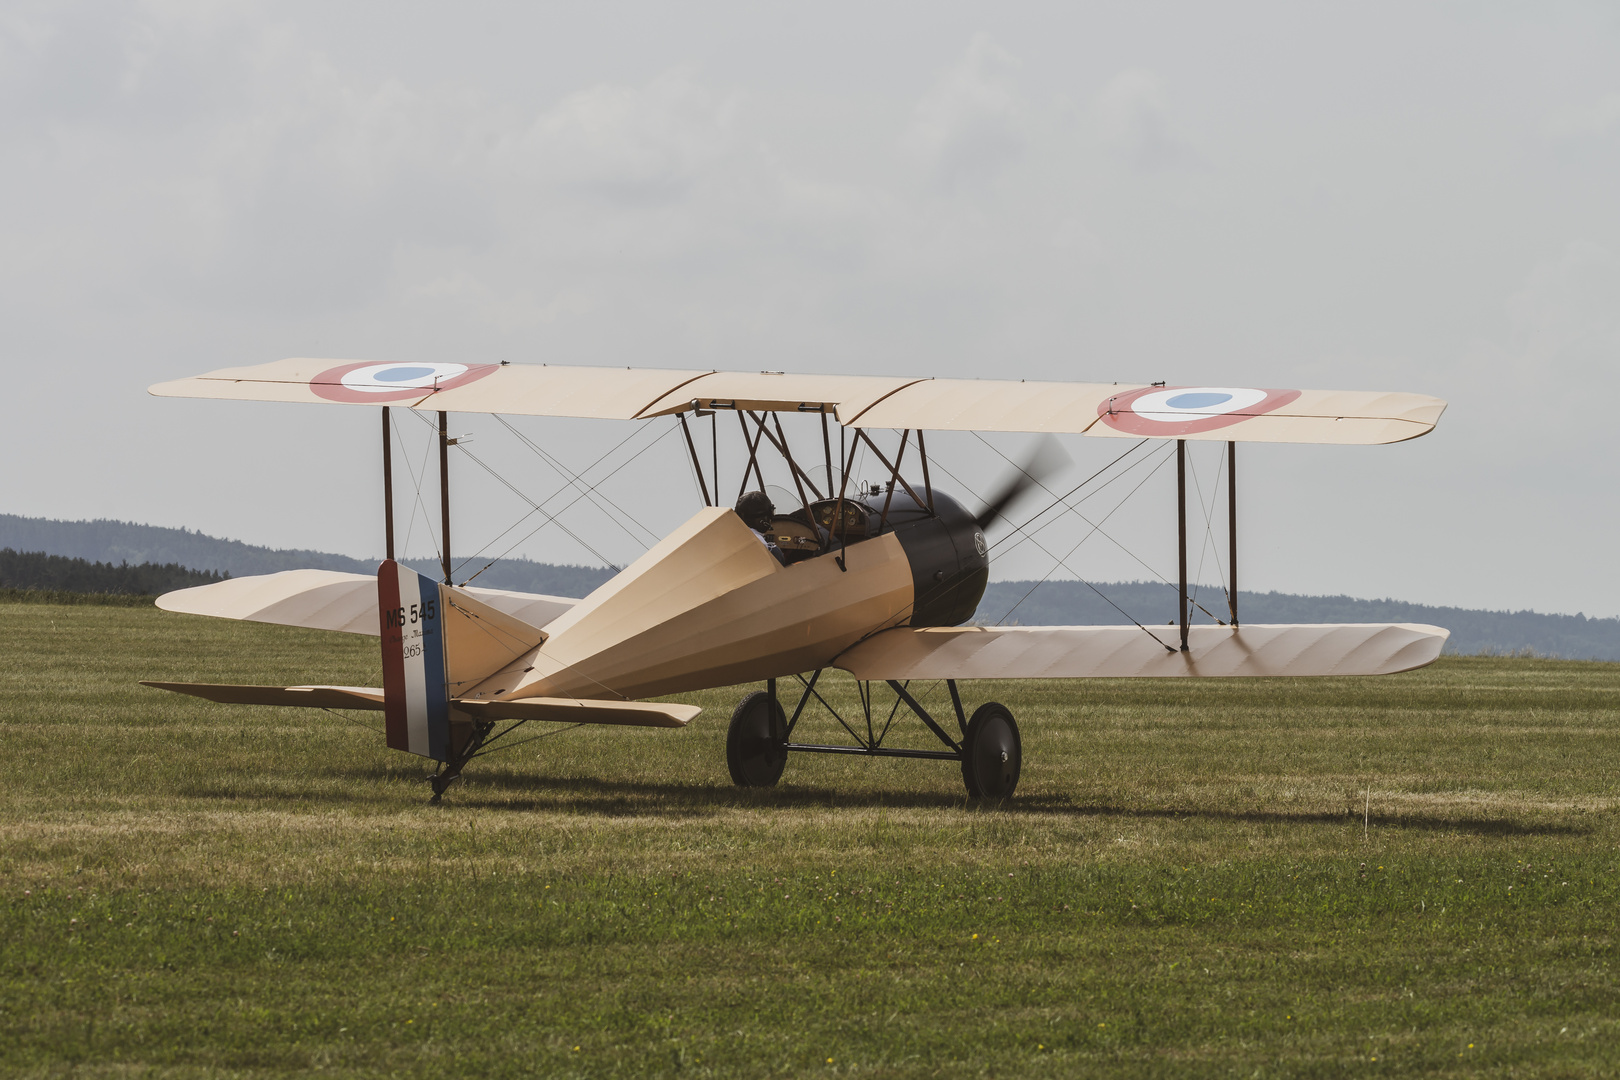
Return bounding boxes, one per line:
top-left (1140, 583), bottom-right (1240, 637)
top-left (0, 549), bottom-right (226, 596)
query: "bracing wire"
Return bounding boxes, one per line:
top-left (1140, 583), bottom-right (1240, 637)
top-left (974, 434), bottom-right (1230, 624)
top-left (491, 415), bottom-right (664, 545)
top-left (457, 420), bottom-right (663, 577)
top-left (921, 447), bottom-right (1178, 650)
top-left (987, 445), bottom-right (1180, 635)
top-left (459, 423), bottom-right (680, 584)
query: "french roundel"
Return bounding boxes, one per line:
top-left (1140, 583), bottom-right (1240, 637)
top-left (310, 361), bottom-right (499, 404)
top-left (1096, 385), bottom-right (1302, 437)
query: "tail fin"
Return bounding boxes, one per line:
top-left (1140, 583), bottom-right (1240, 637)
top-left (378, 561), bottom-right (547, 760)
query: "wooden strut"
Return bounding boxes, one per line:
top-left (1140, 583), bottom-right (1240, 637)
top-left (1177, 438), bottom-right (1188, 652)
top-left (877, 430), bottom-right (911, 533)
top-left (917, 429), bottom-right (935, 515)
top-left (678, 412), bottom-right (712, 506)
top-left (771, 413), bottom-right (814, 512)
top-left (832, 425), bottom-right (860, 571)
top-left (780, 674), bottom-right (962, 761)
top-left (439, 410), bottom-right (452, 584)
top-left (854, 429), bottom-right (927, 511)
top-left (820, 410), bottom-right (834, 495)
top-left (1228, 440), bottom-right (1239, 628)
top-left (736, 411), bottom-right (769, 502)
top-left (759, 412), bottom-right (824, 501)
top-left (382, 406), bottom-right (395, 561)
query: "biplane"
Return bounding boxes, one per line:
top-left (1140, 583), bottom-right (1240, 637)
top-left (143, 360), bottom-right (1449, 801)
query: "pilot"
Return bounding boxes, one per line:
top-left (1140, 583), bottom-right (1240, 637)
top-left (735, 490), bottom-right (787, 565)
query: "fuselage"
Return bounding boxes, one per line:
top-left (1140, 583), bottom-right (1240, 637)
top-left (466, 491), bottom-right (991, 702)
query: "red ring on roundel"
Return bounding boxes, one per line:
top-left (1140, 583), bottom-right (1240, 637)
top-left (1096, 386), bottom-right (1301, 437)
top-left (310, 361), bottom-right (501, 404)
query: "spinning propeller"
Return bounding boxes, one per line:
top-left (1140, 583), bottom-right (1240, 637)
top-left (973, 434), bottom-right (1071, 530)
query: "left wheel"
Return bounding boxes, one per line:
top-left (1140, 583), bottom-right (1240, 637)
top-left (726, 690), bottom-right (788, 787)
top-left (961, 702), bottom-right (1022, 799)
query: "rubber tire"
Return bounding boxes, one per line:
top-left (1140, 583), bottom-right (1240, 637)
top-left (961, 702), bottom-right (1021, 799)
top-left (726, 690), bottom-right (788, 788)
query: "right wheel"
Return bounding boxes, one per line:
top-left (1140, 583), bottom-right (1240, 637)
top-left (726, 690), bottom-right (788, 787)
top-left (961, 702), bottom-right (1021, 798)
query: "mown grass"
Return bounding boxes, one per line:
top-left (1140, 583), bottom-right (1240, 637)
top-left (3, 602), bottom-right (1619, 1077)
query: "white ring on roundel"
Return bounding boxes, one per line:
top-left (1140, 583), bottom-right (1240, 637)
top-left (339, 363), bottom-right (470, 394)
top-left (1128, 386), bottom-right (1269, 423)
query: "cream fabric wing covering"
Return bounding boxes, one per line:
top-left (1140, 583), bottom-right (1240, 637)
top-left (150, 360), bottom-right (1447, 445)
top-left (835, 623), bottom-right (1450, 680)
top-left (156, 570), bottom-right (578, 636)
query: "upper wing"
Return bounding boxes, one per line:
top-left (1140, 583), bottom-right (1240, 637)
top-left (834, 623), bottom-right (1450, 680)
top-left (150, 360), bottom-right (1446, 445)
top-left (156, 569), bottom-right (578, 636)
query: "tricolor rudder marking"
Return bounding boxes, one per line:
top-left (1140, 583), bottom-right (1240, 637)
top-left (1097, 386), bottom-right (1301, 437)
top-left (378, 561), bottom-right (450, 761)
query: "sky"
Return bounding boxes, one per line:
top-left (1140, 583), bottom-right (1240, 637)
top-left (3, 1), bottom-right (1618, 616)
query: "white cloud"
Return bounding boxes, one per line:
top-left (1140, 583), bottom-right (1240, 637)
top-left (506, 69), bottom-right (742, 204)
top-left (1093, 67), bottom-right (1192, 170)
top-left (902, 34), bottom-right (1025, 190)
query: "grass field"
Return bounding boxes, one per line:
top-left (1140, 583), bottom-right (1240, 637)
top-left (3, 601), bottom-right (1619, 1078)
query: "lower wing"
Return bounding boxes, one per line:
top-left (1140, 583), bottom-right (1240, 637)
top-left (155, 569), bottom-right (578, 636)
top-left (834, 623), bottom-right (1449, 680)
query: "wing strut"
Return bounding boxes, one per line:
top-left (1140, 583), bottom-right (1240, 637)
top-left (438, 409), bottom-right (452, 583)
top-left (382, 406), bottom-right (396, 560)
top-left (1228, 440), bottom-right (1239, 628)
top-left (1177, 439), bottom-right (1189, 652)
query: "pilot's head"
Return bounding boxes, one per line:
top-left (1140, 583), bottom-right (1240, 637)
top-left (735, 490), bottom-right (775, 533)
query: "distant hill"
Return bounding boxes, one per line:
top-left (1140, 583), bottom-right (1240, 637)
top-left (0, 514), bottom-right (614, 598)
top-left (5, 513), bottom-right (1616, 660)
top-left (0, 549), bottom-right (225, 595)
top-left (974, 580), bottom-right (1620, 661)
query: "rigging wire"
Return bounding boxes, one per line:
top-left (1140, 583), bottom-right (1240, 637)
top-left (1184, 443), bottom-right (1229, 621)
top-left (399, 409), bottom-right (672, 581)
top-left (318, 707), bottom-right (382, 734)
top-left (985, 446), bottom-right (1179, 635)
top-left (392, 410), bottom-right (442, 565)
top-left (459, 423), bottom-right (680, 584)
top-left (975, 434), bottom-right (1230, 624)
top-left (973, 438), bottom-right (1183, 586)
top-left (470, 722), bottom-right (585, 759)
top-left (457, 419), bottom-right (664, 578)
top-left (490, 414), bottom-right (664, 546)
top-left (922, 448), bottom-right (1177, 651)
top-left (984, 437), bottom-right (1153, 554)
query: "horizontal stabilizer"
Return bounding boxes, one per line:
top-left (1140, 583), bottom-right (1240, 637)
top-left (156, 569), bottom-right (577, 636)
top-left (835, 623), bottom-right (1450, 680)
top-left (141, 681), bottom-right (385, 710)
top-left (139, 681), bottom-right (694, 728)
top-left (454, 697), bottom-right (699, 728)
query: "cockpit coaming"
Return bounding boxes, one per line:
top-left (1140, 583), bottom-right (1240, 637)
top-left (761, 489), bottom-right (988, 628)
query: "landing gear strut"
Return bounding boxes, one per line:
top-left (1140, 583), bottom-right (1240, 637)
top-left (724, 674), bottom-right (1023, 799)
top-left (428, 719), bottom-right (495, 804)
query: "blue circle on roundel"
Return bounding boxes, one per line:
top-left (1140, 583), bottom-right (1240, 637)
top-left (1165, 392), bottom-right (1233, 410)
top-left (375, 365), bottom-right (437, 383)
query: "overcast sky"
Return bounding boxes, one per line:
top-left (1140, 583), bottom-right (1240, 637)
top-left (4, 1), bottom-right (1618, 616)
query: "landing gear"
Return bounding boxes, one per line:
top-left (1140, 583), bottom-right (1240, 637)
top-left (427, 719), bottom-right (495, 804)
top-left (726, 690), bottom-right (788, 787)
top-left (960, 702), bottom-right (1021, 798)
top-left (725, 675), bottom-right (1023, 800)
